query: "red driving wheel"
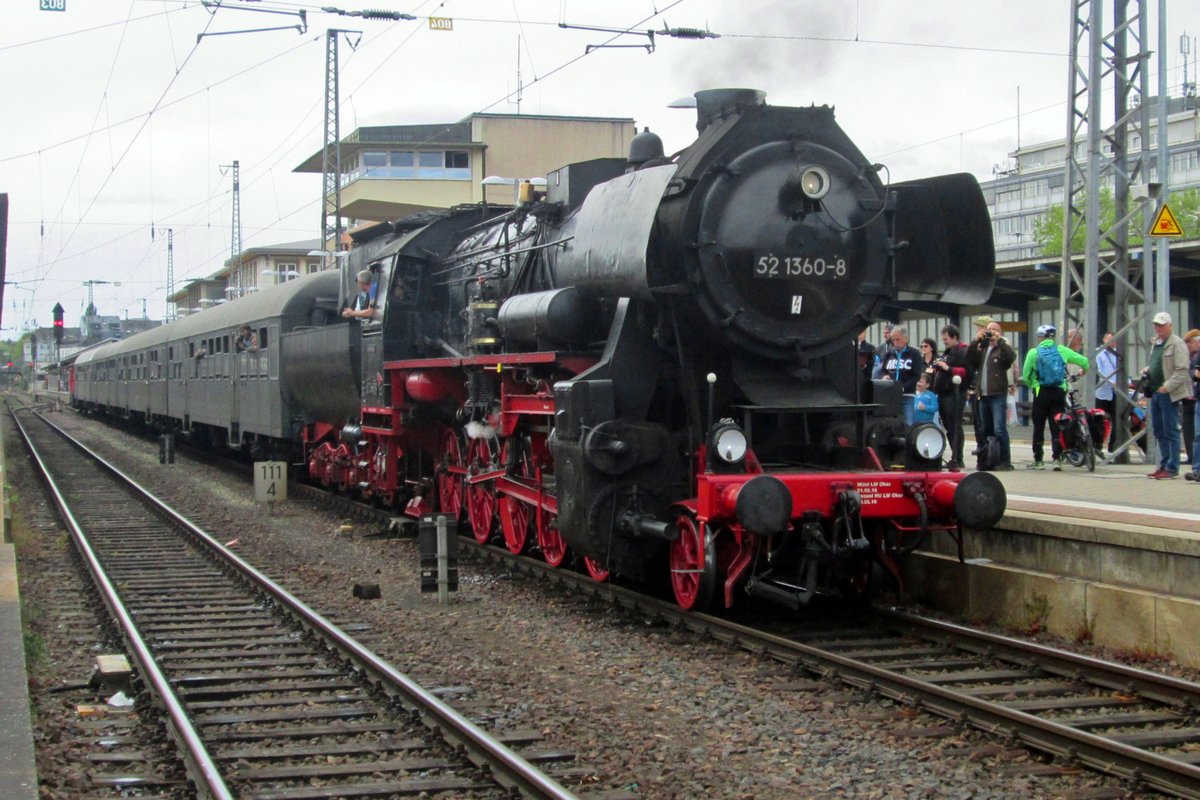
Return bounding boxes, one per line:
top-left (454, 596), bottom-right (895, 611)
top-left (498, 440), bottom-right (532, 554)
top-left (465, 436), bottom-right (497, 544)
top-left (436, 428), bottom-right (464, 518)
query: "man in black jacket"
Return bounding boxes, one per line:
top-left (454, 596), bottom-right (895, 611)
top-left (931, 324), bottom-right (971, 469)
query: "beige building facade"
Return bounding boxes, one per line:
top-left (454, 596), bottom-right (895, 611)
top-left (294, 112), bottom-right (637, 222)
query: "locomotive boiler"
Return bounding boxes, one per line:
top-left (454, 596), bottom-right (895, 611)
top-left (74, 88), bottom-right (1007, 611)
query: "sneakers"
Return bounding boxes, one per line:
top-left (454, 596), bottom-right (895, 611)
top-left (1148, 469), bottom-right (1179, 480)
top-left (946, 462), bottom-right (965, 471)
top-left (1186, 472), bottom-right (1200, 482)
top-left (994, 463), bottom-right (1015, 471)
top-left (1026, 461), bottom-right (1045, 470)
top-left (1052, 457), bottom-right (1064, 472)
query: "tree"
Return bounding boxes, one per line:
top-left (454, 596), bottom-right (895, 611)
top-left (1032, 186), bottom-right (1200, 257)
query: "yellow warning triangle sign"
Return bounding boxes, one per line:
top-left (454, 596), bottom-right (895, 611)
top-left (1149, 203), bottom-right (1184, 237)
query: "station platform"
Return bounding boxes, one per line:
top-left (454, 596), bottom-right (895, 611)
top-left (907, 428), bottom-right (1200, 668)
top-left (0, 413), bottom-right (38, 798)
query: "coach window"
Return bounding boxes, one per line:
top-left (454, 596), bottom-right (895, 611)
top-left (257, 327), bottom-right (269, 377)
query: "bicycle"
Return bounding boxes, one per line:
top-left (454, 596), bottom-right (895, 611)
top-left (1054, 374), bottom-right (1108, 472)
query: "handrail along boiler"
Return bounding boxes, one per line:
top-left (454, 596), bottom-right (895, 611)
top-left (73, 89), bottom-right (1007, 611)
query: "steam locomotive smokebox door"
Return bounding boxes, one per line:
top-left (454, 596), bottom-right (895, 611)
top-left (418, 514), bottom-right (458, 593)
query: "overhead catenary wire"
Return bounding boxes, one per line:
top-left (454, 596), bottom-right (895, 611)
top-left (37, 8), bottom-right (222, 299)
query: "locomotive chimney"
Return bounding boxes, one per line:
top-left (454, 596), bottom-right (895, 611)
top-left (693, 88), bottom-right (766, 132)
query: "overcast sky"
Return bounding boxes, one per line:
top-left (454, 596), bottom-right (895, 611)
top-left (2, 0), bottom-right (1198, 338)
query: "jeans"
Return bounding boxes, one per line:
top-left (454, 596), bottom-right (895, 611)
top-left (977, 393), bottom-right (1011, 466)
top-left (1150, 391), bottom-right (1181, 474)
top-left (1193, 403), bottom-right (1200, 475)
top-left (902, 395), bottom-right (915, 426)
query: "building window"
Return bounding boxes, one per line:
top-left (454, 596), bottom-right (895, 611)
top-left (347, 148), bottom-right (470, 183)
top-left (363, 151), bottom-right (388, 176)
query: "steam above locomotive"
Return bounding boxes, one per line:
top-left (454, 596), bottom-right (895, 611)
top-left (74, 89), bottom-right (1006, 611)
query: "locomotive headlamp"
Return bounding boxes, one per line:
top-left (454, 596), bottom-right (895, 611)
top-left (907, 424), bottom-right (947, 462)
top-left (799, 166), bottom-right (831, 200)
top-left (710, 421), bottom-right (748, 464)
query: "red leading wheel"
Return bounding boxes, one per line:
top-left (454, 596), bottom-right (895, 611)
top-left (498, 440), bottom-right (532, 554)
top-left (465, 436), bottom-right (497, 544)
top-left (583, 557), bottom-right (609, 582)
top-left (436, 429), bottom-right (464, 518)
top-left (669, 514), bottom-right (717, 610)
top-left (537, 510), bottom-right (567, 567)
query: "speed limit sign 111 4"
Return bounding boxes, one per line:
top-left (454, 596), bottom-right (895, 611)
top-left (254, 461), bottom-right (288, 503)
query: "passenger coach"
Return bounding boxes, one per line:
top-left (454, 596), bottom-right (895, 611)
top-left (72, 270), bottom-right (357, 456)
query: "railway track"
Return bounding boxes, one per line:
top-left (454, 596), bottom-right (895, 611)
top-left (480, 548), bottom-right (1200, 797)
top-left (37, 400), bottom-right (1200, 796)
top-left (11, 405), bottom-right (581, 800)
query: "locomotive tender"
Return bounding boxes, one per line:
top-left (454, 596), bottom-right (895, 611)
top-left (74, 89), bottom-right (1006, 610)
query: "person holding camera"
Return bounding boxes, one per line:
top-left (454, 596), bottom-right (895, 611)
top-left (1143, 312), bottom-right (1191, 480)
top-left (966, 320), bottom-right (1017, 470)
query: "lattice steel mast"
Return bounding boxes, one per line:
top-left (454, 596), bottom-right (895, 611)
top-left (321, 30), bottom-right (344, 257)
top-left (1059, 0), bottom-right (1163, 458)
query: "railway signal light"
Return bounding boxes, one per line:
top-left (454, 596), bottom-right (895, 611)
top-left (52, 303), bottom-right (64, 345)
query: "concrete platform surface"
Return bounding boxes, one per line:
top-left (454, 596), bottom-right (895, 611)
top-left (0, 541), bottom-right (37, 800)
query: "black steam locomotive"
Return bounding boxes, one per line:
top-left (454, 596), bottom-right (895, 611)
top-left (74, 89), bottom-right (1005, 610)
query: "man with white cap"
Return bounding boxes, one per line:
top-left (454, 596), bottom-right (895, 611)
top-left (342, 269), bottom-right (378, 321)
top-left (1143, 311), bottom-right (1192, 479)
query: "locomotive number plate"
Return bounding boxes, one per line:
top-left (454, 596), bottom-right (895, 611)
top-left (754, 254), bottom-right (847, 279)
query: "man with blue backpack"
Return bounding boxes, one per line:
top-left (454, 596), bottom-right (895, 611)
top-left (1022, 324), bottom-right (1090, 470)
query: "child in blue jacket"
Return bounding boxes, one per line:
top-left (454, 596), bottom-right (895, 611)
top-left (913, 372), bottom-right (940, 426)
